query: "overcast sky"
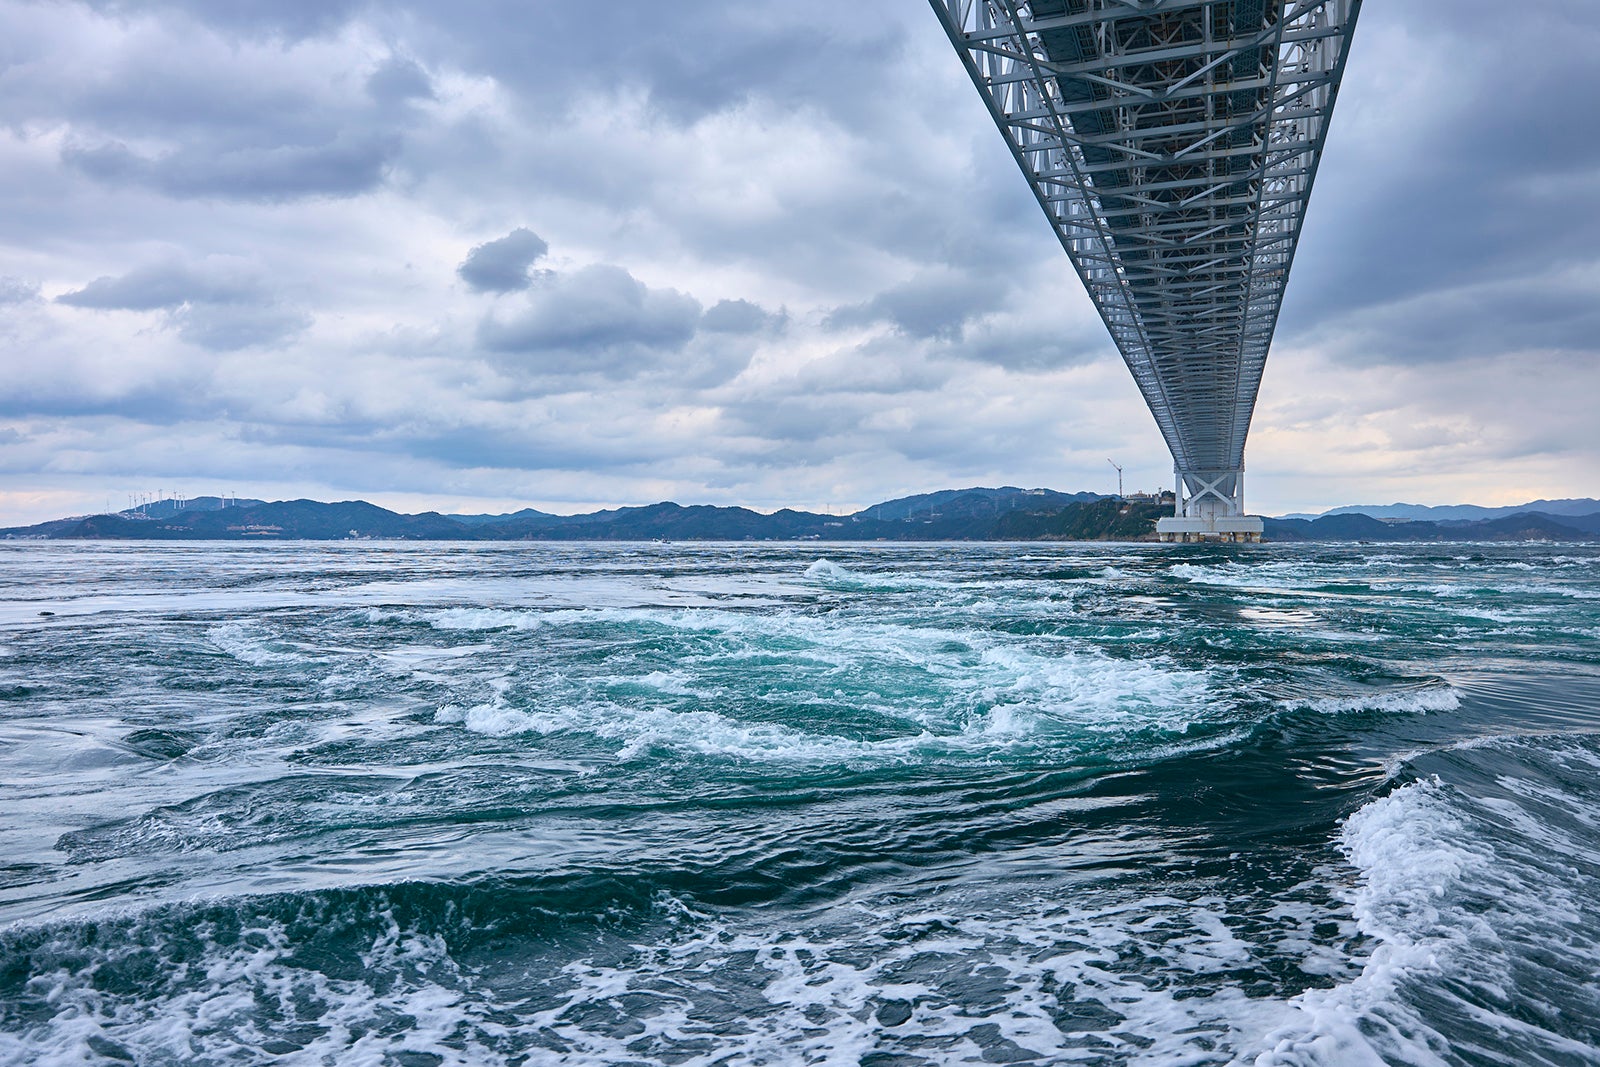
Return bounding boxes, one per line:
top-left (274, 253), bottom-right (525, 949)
top-left (1, 0), bottom-right (1595, 524)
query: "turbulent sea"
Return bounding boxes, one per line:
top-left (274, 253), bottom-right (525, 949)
top-left (1, 542), bottom-right (1598, 1067)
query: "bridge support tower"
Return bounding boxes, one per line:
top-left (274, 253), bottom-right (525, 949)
top-left (1156, 468), bottom-right (1262, 543)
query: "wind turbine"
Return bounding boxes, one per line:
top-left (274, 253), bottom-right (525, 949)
top-left (1107, 460), bottom-right (1123, 500)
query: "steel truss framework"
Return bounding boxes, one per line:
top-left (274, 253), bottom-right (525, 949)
top-left (931, 0), bottom-right (1361, 518)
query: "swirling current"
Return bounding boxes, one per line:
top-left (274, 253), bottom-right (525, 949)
top-left (1, 541), bottom-right (1597, 1066)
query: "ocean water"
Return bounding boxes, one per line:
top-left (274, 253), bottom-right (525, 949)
top-left (0, 541), bottom-right (1597, 1067)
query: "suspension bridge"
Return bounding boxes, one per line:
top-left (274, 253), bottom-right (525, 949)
top-left (931, 0), bottom-right (1361, 541)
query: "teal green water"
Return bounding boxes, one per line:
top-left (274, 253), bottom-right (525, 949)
top-left (1, 542), bottom-right (1597, 1065)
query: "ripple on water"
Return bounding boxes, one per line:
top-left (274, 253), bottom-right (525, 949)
top-left (0, 541), bottom-right (1596, 1065)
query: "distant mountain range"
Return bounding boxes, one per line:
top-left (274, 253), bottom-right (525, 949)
top-left (1261, 510), bottom-right (1600, 543)
top-left (2, 487), bottom-right (1127, 543)
top-left (2, 490), bottom-right (1596, 542)
top-left (1277, 498), bottom-right (1600, 521)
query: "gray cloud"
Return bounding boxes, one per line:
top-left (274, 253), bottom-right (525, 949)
top-left (56, 261), bottom-right (308, 350)
top-left (57, 262), bottom-right (254, 310)
top-left (1309, 273), bottom-right (1600, 367)
top-left (829, 270), bottom-right (1009, 341)
top-left (0, 277), bottom-right (40, 305)
top-left (84, 0), bottom-right (365, 42)
top-left (823, 268), bottom-right (1107, 371)
top-left (701, 298), bottom-right (780, 335)
top-left (8, 10), bottom-right (421, 206)
top-left (478, 264), bottom-right (703, 376)
top-left (457, 229), bottom-right (550, 293)
top-left (367, 57), bottom-right (435, 105)
top-left (172, 303), bottom-right (311, 351)
top-left (1278, 0), bottom-right (1600, 361)
top-left (958, 318), bottom-right (1112, 373)
top-left (62, 135), bottom-right (397, 202)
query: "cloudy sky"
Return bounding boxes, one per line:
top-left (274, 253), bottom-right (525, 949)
top-left (1, 0), bottom-right (1595, 524)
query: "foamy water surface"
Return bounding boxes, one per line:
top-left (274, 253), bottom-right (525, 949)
top-left (1, 541), bottom-right (1597, 1065)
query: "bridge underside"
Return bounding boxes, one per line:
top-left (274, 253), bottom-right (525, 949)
top-left (931, 0), bottom-right (1361, 536)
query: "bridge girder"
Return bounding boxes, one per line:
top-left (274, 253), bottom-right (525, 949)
top-left (930, 0), bottom-right (1361, 521)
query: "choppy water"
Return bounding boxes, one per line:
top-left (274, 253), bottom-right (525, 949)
top-left (1, 541), bottom-right (1597, 1066)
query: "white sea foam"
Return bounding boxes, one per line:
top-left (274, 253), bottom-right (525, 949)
top-left (20, 790), bottom-right (1583, 1067)
top-left (411, 588), bottom-right (1236, 767)
top-left (1168, 560), bottom-right (1335, 592)
top-left (0, 905), bottom-right (497, 1067)
top-left (1250, 742), bottom-right (1600, 1066)
top-left (376, 643), bottom-right (492, 672)
top-left (427, 607), bottom-right (546, 631)
top-left (8, 543), bottom-right (1595, 1066)
top-left (497, 884), bottom-right (1371, 1067)
top-left (1287, 687), bottom-right (1461, 717)
top-left (429, 630), bottom-right (1225, 767)
top-left (357, 606), bottom-right (410, 624)
top-left (636, 668), bottom-right (697, 696)
top-left (1240, 781), bottom-right (1474, 1066)
top-left (207, 621), bottom-right (310, 667)
top-left (803, 557), bottom-right (848, 581)
top-left (1410, 577), bottom-right (1600, 603)
top-left (435, 692), bottom-right (1084, 765)
top-left (1169, 561), bottom-right (1236, 585)
top-left (1417, 582), bottom-right (1479, 598)
top-left (802, 557), bottom-right (961, 593)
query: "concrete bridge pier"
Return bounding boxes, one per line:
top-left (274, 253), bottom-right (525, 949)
top-left (1156, 468), bottom-right (1263, 543)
